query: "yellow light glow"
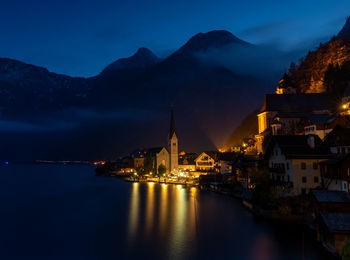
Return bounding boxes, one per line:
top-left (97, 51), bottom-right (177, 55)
top-left (148, 182), bottom-right (154, 186)
top-left (343, 104), bottom-right (347, 109)
top-left (162, 184), bottom-right (167, 189)
top-left (176, 185), bottom-right (182, 190)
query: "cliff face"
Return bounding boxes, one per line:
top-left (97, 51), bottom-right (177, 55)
top-left (278, 17), bottom-right (350, 93)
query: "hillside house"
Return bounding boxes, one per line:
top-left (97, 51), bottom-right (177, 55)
top-left (323, 125), bottom-right (350, 155)
top-left (255, 93), bottom-right (332, 153)
top-left (264, 135), bottom-right (332, 195)
top-left (320, 153), bottom-right (350, 192)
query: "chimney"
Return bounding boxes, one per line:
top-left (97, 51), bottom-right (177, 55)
top-left (308, 135), bottom-right (315, 149)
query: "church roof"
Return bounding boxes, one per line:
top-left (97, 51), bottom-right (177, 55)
top-left (147, 147), bottom-right (167, 155)
top-left (259, 93), bottom-right (332, 113)
top-left (169, 109), bottom-right (176, 138)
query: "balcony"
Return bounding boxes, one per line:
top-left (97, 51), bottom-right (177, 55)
top-left (269, 167), bottom-right (286, 174)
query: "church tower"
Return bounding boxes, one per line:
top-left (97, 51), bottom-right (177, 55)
top-left (168, 109), bottom-right (178, 173)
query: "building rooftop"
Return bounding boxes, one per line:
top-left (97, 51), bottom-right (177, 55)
top-left (312, 190), bottom-right (350, 203)
top-left (265, 135), bottom-right (331, 159)
top-left (147, 147), bottom-right (167, 155)
top-left (323, 125), bottom-right (350, 147)
top-left (259, 93), bottom-right (332, 113)
top-left (321, 213), bottom-right (350, 233)
top-left (319, 153), bottom-right (350, 165)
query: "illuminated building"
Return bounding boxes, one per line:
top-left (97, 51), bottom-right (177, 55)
top-left (255, 93), bottom-right (332, 154)
top-left (340, 85), bottom-right (350, 116)
top-left (168, 109), bottom-right (179, 172)
top-left (194, 151), bottom-right (218, 173)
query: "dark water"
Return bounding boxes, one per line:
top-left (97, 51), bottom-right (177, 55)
top-left (0, 164), bottom-right (328, 260)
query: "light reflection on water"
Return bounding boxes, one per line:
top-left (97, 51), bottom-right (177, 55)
top-left (145, 182), bottom-right (155, 235)
top-left (127, 183), bottom-right (198, 259)
top-left (127, 182), bottom-right (139, 244)
top-left (0, 164), bottom-right (329, 260)
top-left (125, 182), bottom-right (327, 260)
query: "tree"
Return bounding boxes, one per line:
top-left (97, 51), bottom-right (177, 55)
top-left (158, 164), bottom-right (167, 176)
top-left (143, 153), bottom-right (154, 175)
top-left (341, 238), bottom-right (350, 260)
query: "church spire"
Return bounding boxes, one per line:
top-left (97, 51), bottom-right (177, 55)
top-left (169, 109), bottom-right (176, 138)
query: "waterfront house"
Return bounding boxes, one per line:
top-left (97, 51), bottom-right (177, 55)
top-left (195, 151), bottom-right (218, 173)
top-left (264, 135), bottom-right (332, 195)
top-left (131, 149), bottom-right (147, 169)
top-left (178, 151), bottom-right (197, 173)
top-left (217, 152), bottom-right (236, 174)
top-left (317, 213), bottom-right (350, 255)
top-left (234, 155), bottom-right (260, 188)
top-left (311, 190), bottom-right (350, 214)
top-left (319, 153), bottom-right (350, 192)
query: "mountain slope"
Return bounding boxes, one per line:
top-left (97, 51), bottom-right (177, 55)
top-left (0, 58), bottom-right (89, 116)
top-left (277, 17), bottom-right (350, 94)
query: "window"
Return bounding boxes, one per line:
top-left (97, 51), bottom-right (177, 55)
top-left (314, 177), bottom-right (319, 183)
top-left (173, 142), bottom-right (176, 146)
top-left (344, 183), bottom-right (347, 190)
top-left (313, 163), bottom-right (318, 170)
top-left (302, 176), bottom-right (307, 183)
top-left (301, 163), bottom-right (306, 170)
top-left (287, 175), bottom-right (290, 182)
top-left (286, 162), bottom-right (289, 170)
top-left (301, 188), bottom-right (306, 195)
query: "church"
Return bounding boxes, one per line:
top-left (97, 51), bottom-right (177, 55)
top-left (152, 110), bottom-right (179, 174)
top-left (132, 110), bottom-right (178, 175)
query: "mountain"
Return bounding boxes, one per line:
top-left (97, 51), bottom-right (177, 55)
top-left (175, 30), bottom-right (250, 54)
top-left (277, 17), bottom-right (350, 94)
top-left (0, 30), bottom-right (275, 160)
top-left (0, 58), bottom-right (89, 117)
top-left (101, 47), bottom-right (161, 73)
top-left (336, 17), bottom-right (350, 40)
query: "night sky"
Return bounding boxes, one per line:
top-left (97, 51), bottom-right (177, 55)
top-left (1, 0), bottom-right (350, 77)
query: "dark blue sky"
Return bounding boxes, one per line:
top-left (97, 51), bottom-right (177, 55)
top-left (1, 0), bottom-right (350, 77)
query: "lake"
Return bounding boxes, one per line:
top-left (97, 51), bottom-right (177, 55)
top-left (0, 164), bottom-right (328, 259)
